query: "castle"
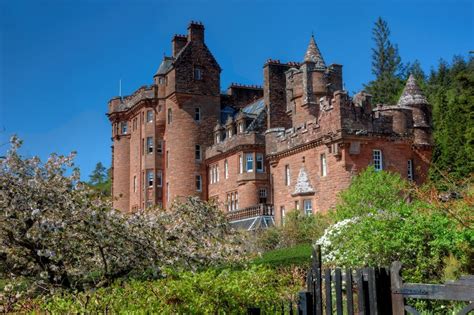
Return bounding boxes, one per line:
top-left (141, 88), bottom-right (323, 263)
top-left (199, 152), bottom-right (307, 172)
top-left (107, 22), bottom-right (433, 229)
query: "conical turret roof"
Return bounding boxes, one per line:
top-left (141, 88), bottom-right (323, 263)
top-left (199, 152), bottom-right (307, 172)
top-left (303, 35), bottom-right (326, 69)
top-left (398, 74), bottom-right (429, 106)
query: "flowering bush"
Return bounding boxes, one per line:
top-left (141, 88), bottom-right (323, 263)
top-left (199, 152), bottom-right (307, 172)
top-left (0, 136), bottom-right (244, 310)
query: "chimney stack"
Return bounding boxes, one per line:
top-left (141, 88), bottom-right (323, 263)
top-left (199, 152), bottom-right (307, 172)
top-left (172, 34), bottom-right (187, 57)
top-left (187, 21), bottom-right (204, 43)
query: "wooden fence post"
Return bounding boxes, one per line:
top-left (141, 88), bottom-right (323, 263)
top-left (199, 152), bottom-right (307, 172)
top-left (390, 261), bottom-right (405, 315)
top-left (325, 269), bottom-right (332, 315)
top-left (346, 268), bottom-right (354, 315)
top-left (298, 291), bottom-right (314, 315)
top-left (335, 268), bottom-right (343, 315)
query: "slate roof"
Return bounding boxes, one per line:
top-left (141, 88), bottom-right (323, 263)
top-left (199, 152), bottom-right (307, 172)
top-left (398, 74), bottom-right (429, 106)
top-left (303, 35), bottom-right (326, 69)
top-left (155, 57), bottom-right (174, 76)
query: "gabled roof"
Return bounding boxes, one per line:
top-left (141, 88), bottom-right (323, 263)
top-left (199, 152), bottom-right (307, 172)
top-left (397, 74), bottom-right (429, 106)
top-left (303, 35), bottom-right (326, 69)
top-left (292, 166), bottom-right (315, 196)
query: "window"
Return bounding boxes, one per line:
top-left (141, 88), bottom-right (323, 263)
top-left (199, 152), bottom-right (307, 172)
top-left (235, 192), bottom-right (239, 210)
top-left (285, 165), bottom-right (290, 186)
top-left (166, 150), bottom-right (169, 168)
top-left (146, 110), bottom-right (153, 123)
top-left (320, 153), bottom-right (327, 177)
top-left (246, 153), bottom-right (254, 172)
top-left (216, 133), bottom-right (221, 144)
top-left (147, 170), bottom-right (154, 187)
top-left (239, 155), bottom-right (243, 174)
top-left (196, 175), bottom-right (202, 191)
top-left (294, 200), bottom-right (299, 210)
top-left (158, 77), bottom-right (165, 85)
top-left (227, 129), bottom-right (232, 138)
top-left (256, 153), bottom-right (264, 173)
top-left (304, 199), bottom-right (312, 216)
top-left (194, 67), bottom-right (202, 80)
top-left (259, 188), bottom-right (267, 204)
top-left (239, 123), bottom-right (244, 133)
top-left (280, 206), bottom-right (286, 226)
top-left (157, 140), bottom-right (163, 154)
top-left (373, 150), bottom-right (383, 171)
top-left (147, 137), bottom-right (153, 154)
top-left (133, 175), bottom-right (137, 193)
top-left (194, 108), bottom-right (201, 121)
top-left (195, 145), bottom-right (201, 161)
top-left (157, 170), bottom-right (162, 187)
top-left (168, 108), bottom-right (172, 124)
top-left (216, 165), bottom-right (219, 182)
top-left (407, 160), bottom-right (414, 181)
top-left (121, 122), bottom-right (128, 134)
top-left (224, 160), bottom-right (228, 179)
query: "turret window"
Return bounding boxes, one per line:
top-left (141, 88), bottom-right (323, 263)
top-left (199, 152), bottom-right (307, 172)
top-left (147, 170), bottom-right (154, 187)
top-left (121, 122), bottom-right (128, 134)
top-left (246, 153), bottom-right (254, 172)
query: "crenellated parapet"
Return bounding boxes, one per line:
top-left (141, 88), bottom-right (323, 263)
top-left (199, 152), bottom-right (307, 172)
top-left (108, 85), bottom-right (156, 114)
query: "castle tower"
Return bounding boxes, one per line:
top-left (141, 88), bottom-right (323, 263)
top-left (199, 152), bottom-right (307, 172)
top-left (398, 74), bottom-right (432, 146)
top-left (163, 21), bottom-right (221, 207)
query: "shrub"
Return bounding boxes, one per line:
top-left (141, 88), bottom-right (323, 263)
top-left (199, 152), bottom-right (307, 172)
top-left (39, 266), bottom-right (300, 313)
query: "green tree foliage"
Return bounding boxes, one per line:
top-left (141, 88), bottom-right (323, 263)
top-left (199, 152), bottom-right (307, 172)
top-left (426, 56), bottom-right (474, 183)
top-left (317, 168), bottom-right (473, 283)
top-left (88, 162), bottom-right (111, 197)
top-left (364, 17), bottom-right (405, 105)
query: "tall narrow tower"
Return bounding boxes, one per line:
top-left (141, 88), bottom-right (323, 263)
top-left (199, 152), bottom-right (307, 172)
top-left (162, 22), bottom-right (221, 206)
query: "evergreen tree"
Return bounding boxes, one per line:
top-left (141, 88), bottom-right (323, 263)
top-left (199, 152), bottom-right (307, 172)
top-left (426, 56), bottom-right (474, 184)
top-left (89, 162), bottom-right (107, 185)
top-left (364, 17), bottom-right (404, 105)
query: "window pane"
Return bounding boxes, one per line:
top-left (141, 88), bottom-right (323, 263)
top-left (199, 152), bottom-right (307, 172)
top-left (146, 110), bottom-right (153, 123)
top-left (256, 154), bottom-right (264, 172)
top-left (246, 153), bottom-right (253, 172)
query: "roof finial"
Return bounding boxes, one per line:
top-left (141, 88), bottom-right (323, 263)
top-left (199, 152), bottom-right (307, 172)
top-left (303, 34), bottom-right (326, 69)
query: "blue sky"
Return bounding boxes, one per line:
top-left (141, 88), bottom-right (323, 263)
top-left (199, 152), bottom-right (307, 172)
top-left (1, 0), bottom-right (472, 180)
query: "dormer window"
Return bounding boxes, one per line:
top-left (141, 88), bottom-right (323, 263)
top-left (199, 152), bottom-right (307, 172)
top-left (194, 67), bottom-right (202, 80)
top-left (227, 129), bottom-right (232, 138)
top-left (239, 122), bottom-right (244, 133)
top-left (216, 133), bottom-right (221, 144)
top-left (158, 77), bottom-right (165, 85)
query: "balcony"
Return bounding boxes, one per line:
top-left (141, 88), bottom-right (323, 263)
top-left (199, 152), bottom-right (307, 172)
top-left (236, 171), bottom-right (268, 183)
top-left (227, 204), bottom-right (274, 230)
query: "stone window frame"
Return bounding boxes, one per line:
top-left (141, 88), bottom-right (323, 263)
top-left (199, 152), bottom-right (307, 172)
top-left (121, 121), bottom-right (128, 134)
top-left (373, 149), bottom-right (383, 171)
top-left (195, 174), bottom-right (202, 192)
top-left (146, 170), bottom-right (154, 188)
top-left (194, 66), bottom-right (203, 81)
top-left (195, 144), bottom-right (202, 161)
top-left (194, 107), bottom-right (201, 122)
top-left (224, 159), bottom-right (229, 179)
top-left (167, 108), bottom-right (172, 124)
top-left (303, 199), bottom-right (312, 216)
top-left (246, 153), bottom-right (254, 173)
top-left (256, 153), bottom-right (264, 173)
top-left (157, 140), bottom-right (163, 154)
top-left (156, 170), bottom-right (163, 187)
top-left (320, 153), bottom-right (327, 177)
top-left (285, 164), bottom-right (290, 186)
top-left (407, 159), bottom-right (414, 181)
top-left (146, 110), bottom-right (153, 123)
top-left (133, 175), bottom-right (137, 193)
top-left (146, 137), bottom-right (154, 154)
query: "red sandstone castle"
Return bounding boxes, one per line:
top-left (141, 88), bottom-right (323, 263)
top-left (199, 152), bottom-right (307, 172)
top-left (107, 22), bottom-right (433, 229)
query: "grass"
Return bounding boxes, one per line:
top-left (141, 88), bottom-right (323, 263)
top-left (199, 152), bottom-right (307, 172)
top-left (252, 243), bottom-right (313, 267)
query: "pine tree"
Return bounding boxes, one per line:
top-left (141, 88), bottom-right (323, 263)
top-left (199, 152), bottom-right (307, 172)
top-left (364, 17), bottom-right (404, 105)
top-left (89, 162), bottom-right (107, 185)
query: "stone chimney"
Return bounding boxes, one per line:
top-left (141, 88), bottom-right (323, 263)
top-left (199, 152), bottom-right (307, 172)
top-left (187, 21), bottom-right (204, 43)
top-left (172, 34), bottom-right (187, 57)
